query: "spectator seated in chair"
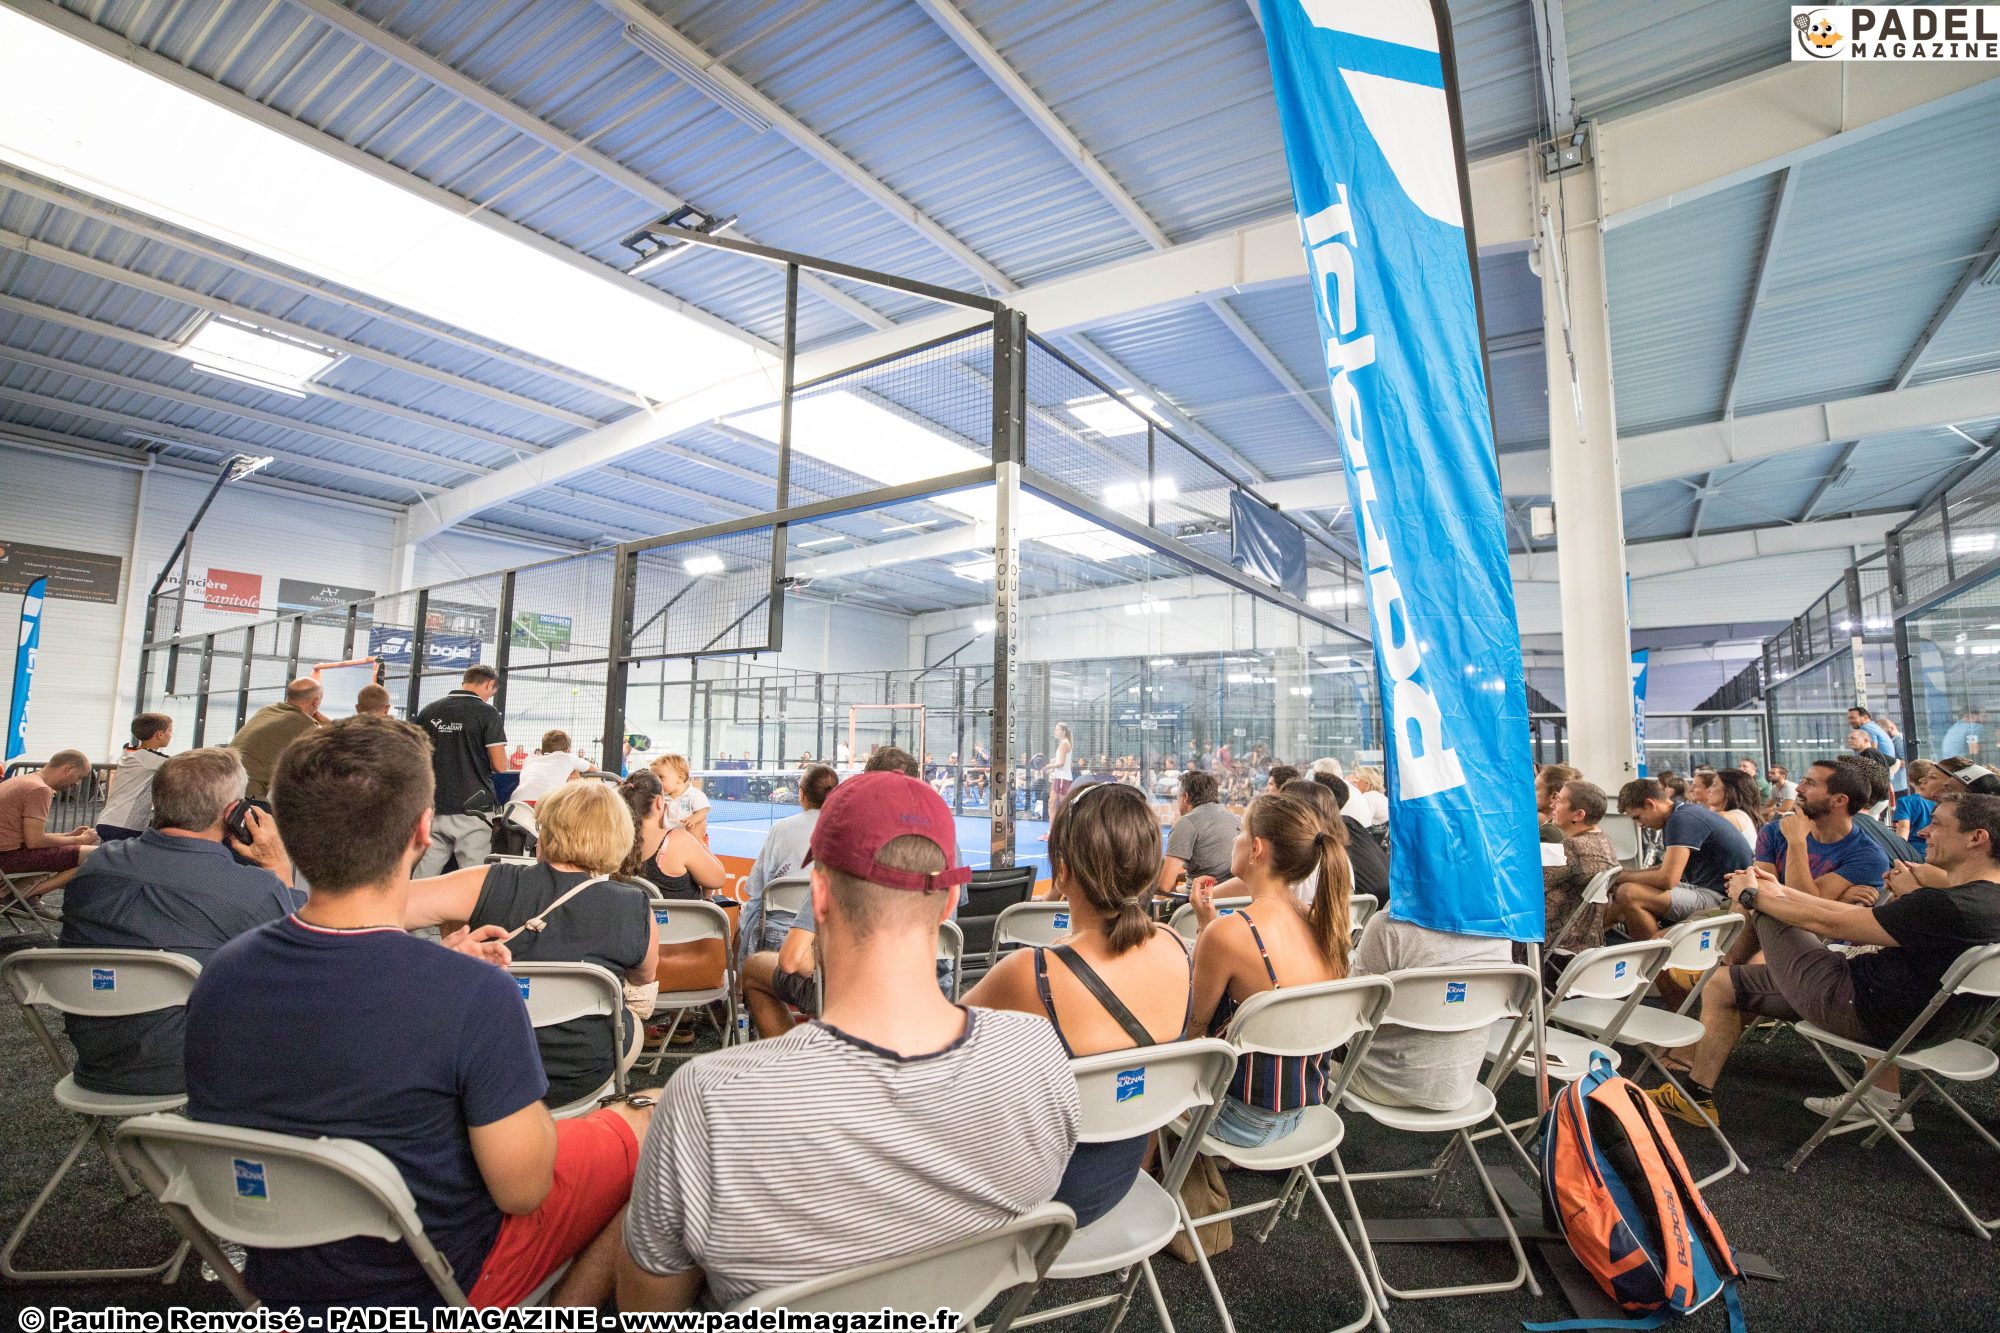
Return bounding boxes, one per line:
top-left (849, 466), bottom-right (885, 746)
top-left (513, 729), bottom-right (592, 805)
top-left (354, 683), bottom-right (393, 717)
top-left (1158, 768), bottom-right (1239, 896)
top-left (404, 779), bottom-right (659, 1110)
top-left (1651, 792), bottom-right (2000, 1132)
top-left (1544, 779), bottom-right (1617, 958)
top-left (185, 716), bottom-right (653, 1311)
top-left (616, 770), bottom-right (1078, 1311)
top-left (228, 677), bottom-right (325, 801)
top-left (1751, 760), bottom-right (1891, 910)
top-left (1609, 778), bottom-right (1752, 941)
top-left (94, 712), bottom-right (174, 842)
top-left (0, 748), bottom-right (98, 899)
top-left (60, 747), bottom-right (299, 1096)
top-left (617, 773), bottom-right (728, 1041)
top-left (737, 763), bottom-right (840, 957)
top-left (964, 781), bottom-right (1192, 1226)
top-left (1185, 792), bottom-right (1353, 1147)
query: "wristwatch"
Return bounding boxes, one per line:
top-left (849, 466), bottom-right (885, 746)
top-left (1737, 884), bottom-right (1760, 912)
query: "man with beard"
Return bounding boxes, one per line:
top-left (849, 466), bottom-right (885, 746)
top-left (1751, 759), bottom-right (1891, 907)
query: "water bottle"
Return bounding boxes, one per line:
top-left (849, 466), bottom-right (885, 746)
top-left (735, 1008), bottom-right (750, 1044)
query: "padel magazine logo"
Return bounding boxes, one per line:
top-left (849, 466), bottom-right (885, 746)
top-left (1791, 6), bottom-right (2000, 59)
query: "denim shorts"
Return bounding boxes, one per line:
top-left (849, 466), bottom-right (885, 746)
top-left (1209, 1096), bottom-right (1304, 1147)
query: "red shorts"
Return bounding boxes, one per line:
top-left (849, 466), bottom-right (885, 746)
top-left (0, 845), bottom-right (80, 875)
top-left (466, 1109), bottom-right (640, 1307)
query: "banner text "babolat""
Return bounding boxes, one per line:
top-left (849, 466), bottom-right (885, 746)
top-left (1790, 6), bottom-right (2000, 59)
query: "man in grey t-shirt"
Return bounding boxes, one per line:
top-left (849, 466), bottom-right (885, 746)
top-left (1159, 769), bottom-right (1239, 892)
top-left (737, 764), bottom-right (839, 956)
top-left (1345, 913), bottom-right (1510, 1110)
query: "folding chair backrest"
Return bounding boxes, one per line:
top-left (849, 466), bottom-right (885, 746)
top-left (992, 901), bottom-right (1075, 956)
top-left (936, 919), bottom-right (964, 970)
top-left (1068, 1039), bottom-right (1236, 1144)
top-left (647, 898), bottom-right (731, 949)
top-left (115, 1114), bottom-right (467, 1305)
top-left (1944, 941), bottom-right (2000, 999)
top-left (509, 962), bottom-right (623, 1029)
top-left (1168, 897), bottom-right (1252, 942)
top-left (729, 1201), bottom-right (1074, 1320)
top-left (763, 873), bottom-right (813, 918)
top-left (1224, 975), bottom-right (1394, 1060)
top-left (1381, 963), bottom-right (1537, 1035)
top-left (1584, 867), bottom-right (1619, 906)
top-left (1551, 939), bottom-right (1672, 1004)
top-left (1661, 913), bottom-right (1747, 975)
top-left (1350, 894), bottom-right (1380, 931)
top-left (1, 948), bottom-right (201, 1018)
top-left (1600, 813), bottom-right (1643, 864)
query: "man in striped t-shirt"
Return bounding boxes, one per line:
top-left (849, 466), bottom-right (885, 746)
top-left (618, 772), bottom-right (1080, 1311)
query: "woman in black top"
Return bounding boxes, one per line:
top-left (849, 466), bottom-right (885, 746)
top-left (404, 780), bottom-right (657, 1108)
top-left (964, 781), bottom-right (1192, 1226)
top-left (618, 775), bottom-right (730, 999)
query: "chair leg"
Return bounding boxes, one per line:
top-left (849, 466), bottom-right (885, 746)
top-left (1, 1119), bottom-right (187, 1283)
top-left (1855, 1075), bottom-right (1999, 1239)
top-left (1173, 1189), bottom-right (1237, 1333)
top-left (1255, 1168), bottom-right (1299, 1244)
top-left (1132, 1259), bottom-right (1174, 1333)
top-left (1327, 1148), bottom-right (1390, 1310)
top-left (1786, 1043), bottom-right (1878, 1173)
top-left (1095, 1262), bottom-right (1152, 1333)
top-left (1299, 1170), bottom-right (1390, 1333)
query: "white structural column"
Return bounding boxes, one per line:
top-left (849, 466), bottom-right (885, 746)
top-left (1538, 150), bottom-right (1635, 788)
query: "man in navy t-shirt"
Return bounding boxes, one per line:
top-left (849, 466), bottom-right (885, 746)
top-left (1753, 760), bottom-right (1891, 907)
top-left (1610, 778), bottom-right (1752, 939)
top-left (183, 717), bottom-right (653, 1311)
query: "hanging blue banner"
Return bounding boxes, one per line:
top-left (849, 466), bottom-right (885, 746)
top-left (1263, 0), bottom-right (1540, 940)
top-left (1229, 491), bottom-right (1309, 598)
top-left (1631, 650), bottom-right (1650, 778)
top-left (7, 576), bottom-right (47, 763)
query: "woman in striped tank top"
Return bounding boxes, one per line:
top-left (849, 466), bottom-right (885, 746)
top-left (1185, 792), bottom-right (1354, 1146)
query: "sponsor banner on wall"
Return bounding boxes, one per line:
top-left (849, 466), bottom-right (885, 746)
top-left (7, 576), bottom-right (46, 761)
top-left (196, 568), bottom-right (263, 614)
top-left (510, 611), bottom-right (573, 651)
top-left (0, 541), bottom-right (124, 604)
top-left (277, 578), bottom-right (376, 628)
top-left (369, 625), bottom-right (482, 669)
top-left (1263, 0), bottom-right (1541, 940)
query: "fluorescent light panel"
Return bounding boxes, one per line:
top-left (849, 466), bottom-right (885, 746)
top-left (1066, 394), bottom-right (1155, 437)
top-left (620, 24), bottom-right (773, 134)
top-left (683, 554), bottom-right (726, 575)
top-left (178, 315), bottom-right (339, 396)
top-left (0, 8), bottom-right (768, 404)
top-left (1103, 477), bottom-right (1178, 509)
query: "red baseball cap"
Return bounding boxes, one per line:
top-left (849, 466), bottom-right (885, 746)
top-left (809, 771), bottom-right (972, 892)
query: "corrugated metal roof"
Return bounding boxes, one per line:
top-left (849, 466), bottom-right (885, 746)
top-left (1564, 0), bottom-right (1787, 122)
top-left (1604, 173), bottom-right (1778, 435)
top-left (1911, 280), bottom-right (2000, 385)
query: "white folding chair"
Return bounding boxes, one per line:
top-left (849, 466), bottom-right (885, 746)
top-left (1, 948), bottom-right (198, 1283)
top-left (117, 1115), bottom-right (469, 1308)
top-left (2, 868), bottom-right (59, 937)
top-left (730, 1200), bottom-right (1075, 1333)
top-left (762, 871), bottom-right (813, 922)
top-left (1599, 813), bottom-right (1643, 868)
top-left (640, 898), bottom-right (736, 1072)
top-left (1550, 914), bottom-right (1750, 1186)
top-left (1548, 867), bottom-right (1618, 956)
top-left (1786, 942), bottom-right (2000, 1238)
top-left (510, 961), bottom-right (626, 1118)
top-left (1176, 978), bottom-right (1393, 1333)
top-left (1167, 897), bottom-right (1252, 943)
top-left (1323, 964), bottom-right (1546, 1305)
top-left (996, 1040), bottom-right (1237, 1333)
top-left (937, 919), bottom-right (965, 1003)
top-left (988, 901), bottom-right (1076, 968)
top-left (1349, 893), bottom-right (1380, 934)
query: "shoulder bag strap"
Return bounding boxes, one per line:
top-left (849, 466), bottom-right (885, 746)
top-left (502, 874), bottom-right (611, 943)
top-left (1049, 943), bottom-right (1158, 1047)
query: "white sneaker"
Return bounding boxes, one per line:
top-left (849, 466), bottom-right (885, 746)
top-left (1804, 1091), bottom-right (1913, 1133)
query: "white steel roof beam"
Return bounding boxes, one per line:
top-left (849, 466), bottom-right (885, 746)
top-left (1721, 166), bottom-right (1797, 420)
top-left (1892, 213), bottom-right (2000, 390)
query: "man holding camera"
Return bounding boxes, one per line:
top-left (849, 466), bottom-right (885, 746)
top-left (57, 747), bottom-right (301, 1096)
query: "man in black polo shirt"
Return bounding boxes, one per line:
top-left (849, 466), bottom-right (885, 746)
top-left (413, 664), bottom-right (508, 876)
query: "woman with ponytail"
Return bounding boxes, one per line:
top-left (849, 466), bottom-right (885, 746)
top-left (1186, 792), bottom-right (1351, 1146)
top-left (965, 780), bottom-right (1192, 1226)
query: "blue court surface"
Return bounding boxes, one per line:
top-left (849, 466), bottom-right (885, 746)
top-left (706, 800), bottom-right (1055, 881)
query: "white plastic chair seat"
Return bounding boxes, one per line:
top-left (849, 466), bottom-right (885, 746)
top-left (1554, 998), bottom-right (1703, 1051)
top-left (1341, 1078), bottom-right (1498, 1135)
top-left (52, 1075), bottom-right (186, 1118)
top-left (547, 1076), bottom-right (619, 1121)
top-left (1176, 1102), bottom-right (1348, 1172)
top-left (1044, 1173), bottom-right (1179, 1280)
top-left (1485, 1025), bottom-right (1618, 1081)
top-left (1795, 1022), bottom-right (2000, 1081)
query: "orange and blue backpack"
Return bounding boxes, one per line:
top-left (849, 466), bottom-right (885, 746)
top-left (1525, 1053), bottom-right (1747, 1332)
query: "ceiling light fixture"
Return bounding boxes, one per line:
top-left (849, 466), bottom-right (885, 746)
top-left (621, 204), bottom-right (739, 276)
top-left (1065, 394), bottom-right (1155, 437)
top-left (950, 557), bottom-right (996, 582)
top-left (683, 554), bottom-right (726, 576)
top-left (798, 535), bottom-right (846, 547)
top-left (973, 617), bottom-right (996, 634)
top-left (175, 314), bottom-right (339, 397)
top-left (1103, 477), bottom-right (1179, 509)
top-left (620, 23), bottom-right (772, 133)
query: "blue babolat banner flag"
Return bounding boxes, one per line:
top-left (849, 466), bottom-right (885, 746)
top-left (7, 576), bottom-right (47, 762)
top-left (1263, 0), bottom-right (1540, 940)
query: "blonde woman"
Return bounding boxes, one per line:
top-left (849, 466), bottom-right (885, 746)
top-left (405, 780), bottom-right (658, 1108)
top-left (649, 753), bottom-right (710, 841)
top-left (1345, 766), bottom-right (1389, 827)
